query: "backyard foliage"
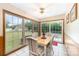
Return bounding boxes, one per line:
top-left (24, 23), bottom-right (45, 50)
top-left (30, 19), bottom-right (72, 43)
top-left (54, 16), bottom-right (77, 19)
top-left (42, 23), bottom-right (61, 34)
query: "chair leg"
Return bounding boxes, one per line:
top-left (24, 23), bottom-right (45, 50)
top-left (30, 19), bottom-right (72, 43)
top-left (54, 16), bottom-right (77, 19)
top-left (48, 45), bottom-right (54, 56)
top-left (29, 51), bottom-right (31, 56)
top-left (51, 47), bottom-right (54, 56)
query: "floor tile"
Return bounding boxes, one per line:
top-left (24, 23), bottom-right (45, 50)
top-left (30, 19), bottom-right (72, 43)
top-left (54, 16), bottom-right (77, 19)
top-left (8, 44), bottom-right (67, 56)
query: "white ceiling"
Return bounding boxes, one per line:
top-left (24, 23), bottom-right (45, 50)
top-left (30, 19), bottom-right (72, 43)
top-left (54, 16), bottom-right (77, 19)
top-left (10, 3), bottom-right (73, 19)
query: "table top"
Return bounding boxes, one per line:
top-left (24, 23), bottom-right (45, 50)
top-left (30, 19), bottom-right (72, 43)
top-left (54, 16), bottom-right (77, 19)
top-left (26, 36), bottom-right (52, 46)
top-left (36, 36), bottom-right (52, 46)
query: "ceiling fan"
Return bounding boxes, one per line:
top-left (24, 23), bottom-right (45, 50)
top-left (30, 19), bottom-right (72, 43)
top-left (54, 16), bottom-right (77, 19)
top-left (40, 7), bottom-right (45, 14)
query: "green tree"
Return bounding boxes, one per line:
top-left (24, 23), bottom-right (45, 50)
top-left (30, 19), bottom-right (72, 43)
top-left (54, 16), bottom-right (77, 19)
top-left (42, 23), bottom-right (49, 33)
top-left (6, 21), bottom-right (10, 28)
top-left (25, 21), bottom-right (32, 31)
top-left (51, 23), bottom-right (61, 34)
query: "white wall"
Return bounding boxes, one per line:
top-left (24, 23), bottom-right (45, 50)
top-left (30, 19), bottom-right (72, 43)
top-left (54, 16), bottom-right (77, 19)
top-left (42, 14), bottom-right (65, 21)
top-left (65, 19), bottom-right (79, 44)
top-left (65, 3), bottom-right (79, 44)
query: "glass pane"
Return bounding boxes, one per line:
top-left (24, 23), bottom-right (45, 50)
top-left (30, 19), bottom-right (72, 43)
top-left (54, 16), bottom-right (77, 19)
top-left (5, 14), bottom-right (13, 53)
top-left (33, 21), bottom-right (39, 36)
top-left (42, 23), bottom-right (49, 33)
top-left (50, 21), bottom-right (63, 43)
top-left (5, 14), bottom-right (24, 54)
top-left (12, 16), bottom-right (19, 49)
top-left (18, 18), bottom-right (22, 45)
top-left (24, 19), bottom-right (32, 36)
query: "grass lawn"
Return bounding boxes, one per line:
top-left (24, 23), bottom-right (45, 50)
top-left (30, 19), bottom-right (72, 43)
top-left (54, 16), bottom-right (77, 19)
top-left (5, 31), bottom-right (22, 53)
top-left (5, 31), bottom-right (33, 54)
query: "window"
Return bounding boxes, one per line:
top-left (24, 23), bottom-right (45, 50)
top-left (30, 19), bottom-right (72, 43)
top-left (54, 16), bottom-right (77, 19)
top-left (4, 11), bottom-right (39, 54)
top-left (12, 16), bottom-right (23, 49)
top-left (24, 19), bottom-right (32, 36)
top-left (5, 14), bottom-right (23, 54)
top-left (42, 20), bottom-right (63, 43)
top-left (50, 22), bottom-right (62, 34)
top-left (42, 21), bottom-right (62, 34)
top-left (33, 21), bottom-right (39, 36)
top-left (5, 14), bottom-right (13, 53)
top-left (42, 23), bottom-right (49, 33)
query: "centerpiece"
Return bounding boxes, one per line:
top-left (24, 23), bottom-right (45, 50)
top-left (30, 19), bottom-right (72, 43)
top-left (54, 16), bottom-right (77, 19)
top-left (41, 32), bottom-right (46, 39)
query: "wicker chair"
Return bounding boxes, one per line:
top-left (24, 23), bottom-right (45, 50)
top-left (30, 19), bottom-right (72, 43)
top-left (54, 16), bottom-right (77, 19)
top-left (27, 38), bottom-right (44, 56)
top-left (32, 32), bottom-right (38, 38)
top-left (23, 35), bottom-right (32, 45)
top-left (49, 36), bottom-right (54, 56)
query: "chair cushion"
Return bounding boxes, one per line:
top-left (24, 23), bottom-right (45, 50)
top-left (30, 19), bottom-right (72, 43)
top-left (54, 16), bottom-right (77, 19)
top-left (52, 41), bottom-right (58, 46)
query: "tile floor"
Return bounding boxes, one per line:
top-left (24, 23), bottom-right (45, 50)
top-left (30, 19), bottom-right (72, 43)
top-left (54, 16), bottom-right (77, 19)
top-left (53, 44), bottom-right (67, 56)
top-left (8, 43), bottom-right (68, 56)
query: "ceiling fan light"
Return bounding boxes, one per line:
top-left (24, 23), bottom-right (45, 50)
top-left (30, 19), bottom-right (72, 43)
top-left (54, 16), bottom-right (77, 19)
top-left (40, 7), bottom-right (45, 10)
top-left (40, 10), bottom-right (44, 14)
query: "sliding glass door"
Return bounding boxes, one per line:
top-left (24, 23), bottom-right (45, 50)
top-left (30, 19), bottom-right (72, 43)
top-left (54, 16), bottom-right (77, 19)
top-left (12, 16), bottom-right (23, 49)
top-left (24, 19), bottom-right (32, 36)
top-left (5, 14), bottom-right (13, 53)
top-left (49, 21), bottom-right (63, 43)
top-left (4, 10), bottom-right (39, 55)
top-left (5, 14), bottom-right (23, 54)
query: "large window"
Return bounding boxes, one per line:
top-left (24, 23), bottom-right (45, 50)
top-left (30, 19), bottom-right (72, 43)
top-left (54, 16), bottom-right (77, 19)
top-left (42, 20), bottom-right (63, 43)
top-left (5, 14), bottom-right (13, 53)
top-left (12, 16), bottom-right (23, 49)
top-left (33, 21), bottom-right (39, 36)
top-left (24, 19), bottom-right (32, 36)
top-left (49, 21), bottom-right (62, 34)
top-left (42, 23), bottom-right (49, 33)
top-left (42, 21), bottom-right (62, 34)
top-left (4, 11), bottom-right (41, 54)
top-left (5, 14), bottom-right (23, 54)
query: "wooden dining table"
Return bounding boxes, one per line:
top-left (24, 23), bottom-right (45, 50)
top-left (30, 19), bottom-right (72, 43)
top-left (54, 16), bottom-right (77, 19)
top-left (36, 36), bottom-right (52, 56)
top-left (26, 36), bottom-right (53, 56)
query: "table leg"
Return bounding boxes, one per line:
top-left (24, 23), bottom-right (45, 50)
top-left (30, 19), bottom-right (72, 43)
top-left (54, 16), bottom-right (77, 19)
top-left (44, 46), bottom-right (46, 56)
